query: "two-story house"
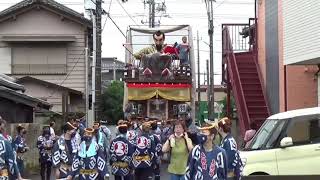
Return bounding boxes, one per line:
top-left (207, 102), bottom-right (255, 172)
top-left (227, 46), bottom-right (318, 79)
top-left (0, 0), bottom-right (92, 115)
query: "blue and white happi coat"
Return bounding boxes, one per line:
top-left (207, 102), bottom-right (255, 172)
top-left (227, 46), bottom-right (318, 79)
top-left (52, 135), bottom-right (79, 178)
top-left (185, 145), bottom-right (228, 180)
top-left (12, 135), bottom-right (28, 158)
top-left (110, 135), bottom-right (135, 176)
top-left (126, 129), bottom-right (138, 146)
top-left (220, 134), bottom-right (243, 179)
top-left (0, 134), bottom-right (19, 179)
top-left (37, 135), bottom-right (55, 163)
top-left (71, 140), bottom-right (109, 180)
top-left (132, 133), bottom-right (155, 169)
top-left (150, 132), bottom-right (162, 165)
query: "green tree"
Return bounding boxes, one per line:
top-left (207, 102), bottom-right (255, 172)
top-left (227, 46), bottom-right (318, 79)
top-left (217, 96), bottom-right (237, 119)
top-left (100, 81), bottom-right (124, 125)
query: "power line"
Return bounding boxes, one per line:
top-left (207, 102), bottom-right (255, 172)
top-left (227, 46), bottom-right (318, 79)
top-left (47, 49), bottom-right (86, 98)
top-left (102, 0), bottom-right (113, 31)
top-left (115, 0), bottom-right (140, 26)
top-left (214, 0), bottom-right (227, 10)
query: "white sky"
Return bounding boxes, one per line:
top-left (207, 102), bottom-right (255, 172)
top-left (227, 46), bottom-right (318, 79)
top-left (0, 0), bottom-right (254, 84)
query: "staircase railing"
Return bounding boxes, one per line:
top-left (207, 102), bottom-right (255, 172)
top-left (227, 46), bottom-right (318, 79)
top-left (222, 26), bottom-right (250, 136)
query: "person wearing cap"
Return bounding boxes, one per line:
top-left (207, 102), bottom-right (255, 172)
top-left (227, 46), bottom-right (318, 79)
top-left (132, 121), bottom-right (156, 180)
top-left (110, 121), bottom-right (135, 180)
top-left (67, 128), bottom-right (109, 180)
top-left (37, 125), bottom-right (56, 180)
top-left (52, 122), bottom-right (78, 179)
top-left (0, 118), bottom-right (24, 180)
top-left (185, 123), bottom-right (228, 180)
top-left (218, 117), bottom-right (243, 180)
top-left (13, 124), bottom-right (29, 175)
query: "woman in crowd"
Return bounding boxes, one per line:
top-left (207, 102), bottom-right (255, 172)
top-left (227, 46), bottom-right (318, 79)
top-left (243, 121), bottom-right (257, 149)
top-left (185, 123), bottom-right (227, 180)
top-left (218, 117), bottom-right (243, 180)
top-left (13, 124), bottom-right (29, 175)
top-left (162, 120), bottom-right (193, 180)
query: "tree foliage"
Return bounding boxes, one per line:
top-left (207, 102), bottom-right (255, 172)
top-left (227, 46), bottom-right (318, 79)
top-left (217, 95), bottom-right (237, 119)
top-left (100, 81), bottom-right (124, 125)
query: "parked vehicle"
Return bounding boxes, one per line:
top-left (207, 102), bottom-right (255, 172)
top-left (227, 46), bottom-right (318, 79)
top-left (240, 107), bottom-right (320, 176)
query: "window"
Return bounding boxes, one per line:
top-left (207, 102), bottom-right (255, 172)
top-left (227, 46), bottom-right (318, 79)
top-left (250, 119), bottom-right (278, 150)
top-left (286, 116), bottom-right (320, 145)
top-left (265, 120), bottom-right (286, 149)
top-left (12, 43), bottom-right (67, 74)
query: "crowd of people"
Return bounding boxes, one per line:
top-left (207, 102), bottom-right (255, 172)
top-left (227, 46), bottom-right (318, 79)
top-left (0, 114), bottom-right (244, 180)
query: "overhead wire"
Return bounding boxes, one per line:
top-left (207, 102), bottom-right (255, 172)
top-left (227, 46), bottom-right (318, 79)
top-left (46, 49), bottom-right (86, 98)
top-left (115, 0), bottom-right (140, 26)
top-left (102, 0), bottom-right (113, 31)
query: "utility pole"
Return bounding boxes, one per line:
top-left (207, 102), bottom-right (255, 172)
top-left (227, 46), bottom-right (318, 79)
top-left (197, 31), bottom-right (201, 121)
top-left (95, 0), bottom-right (102, 121)
top-left (143, 0), bottom-right (166, 27)
top-left (206, 59), bottom-right (209, 104)
top-left (205, 0), bottom-right (215, 120)
top-left (91, 11), bottom-right (96, 125)
top-left (113, 59), bottom-right (116, 81)
top-left (85, 48), bottom-right (89, 127)
top-left (147, 0), bottom-right (155, 27)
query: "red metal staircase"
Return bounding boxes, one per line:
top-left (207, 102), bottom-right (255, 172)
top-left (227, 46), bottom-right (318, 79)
top-left (222, 21), bottom-right (270, 136)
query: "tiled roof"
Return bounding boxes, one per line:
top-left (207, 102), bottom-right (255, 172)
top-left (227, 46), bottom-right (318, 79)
top-left (0, 0), bottom-right (91, 27)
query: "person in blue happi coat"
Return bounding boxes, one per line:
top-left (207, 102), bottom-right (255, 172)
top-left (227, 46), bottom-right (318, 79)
top-left (0, 118), bottom-right (23, 180)
top-left (52, 122), bottom-right (79, 179)
top-left (110, 120), bottom-right (135, 180)
top-left (68, 127), bottom-right (109, 180)
top-left (132, 120), bottom-right (156, 180)
top-left (37, 125), bottom-right (56, 180)
top-left (13, 124), bottom-right (29, 175)
top-left (185, 123), bottom-right (228, 180)
top-left (218, 117), bottom-right (243, 180)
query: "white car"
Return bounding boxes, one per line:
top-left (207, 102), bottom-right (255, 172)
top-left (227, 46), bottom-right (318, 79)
top-left (240, 107), bottom-right (320, 176)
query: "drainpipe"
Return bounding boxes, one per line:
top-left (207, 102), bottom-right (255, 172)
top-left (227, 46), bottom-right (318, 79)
top-left (284, 65), bottom-right (287, 111)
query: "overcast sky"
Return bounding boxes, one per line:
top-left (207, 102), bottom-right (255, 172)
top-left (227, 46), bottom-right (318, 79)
top-left (0, 0), bottom-right (254, 84)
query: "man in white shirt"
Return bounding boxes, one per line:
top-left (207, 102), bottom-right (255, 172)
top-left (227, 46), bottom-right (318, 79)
top-left (49, 121), bottom-right (55, 138)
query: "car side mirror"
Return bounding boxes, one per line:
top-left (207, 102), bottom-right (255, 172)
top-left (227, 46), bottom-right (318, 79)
top-left (280, 137), bottom-right (293, 148)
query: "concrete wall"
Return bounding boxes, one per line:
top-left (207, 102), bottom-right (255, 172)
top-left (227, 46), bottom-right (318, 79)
top-left (8, 123), bottom-right (42, 174)
top-left (0, 9), bottom-right (88, 92)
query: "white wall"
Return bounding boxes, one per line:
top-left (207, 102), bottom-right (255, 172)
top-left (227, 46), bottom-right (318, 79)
top-left (0, 47), bottom-right (11, 73)
top-left (283, 0), bottom-right (320, 65)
